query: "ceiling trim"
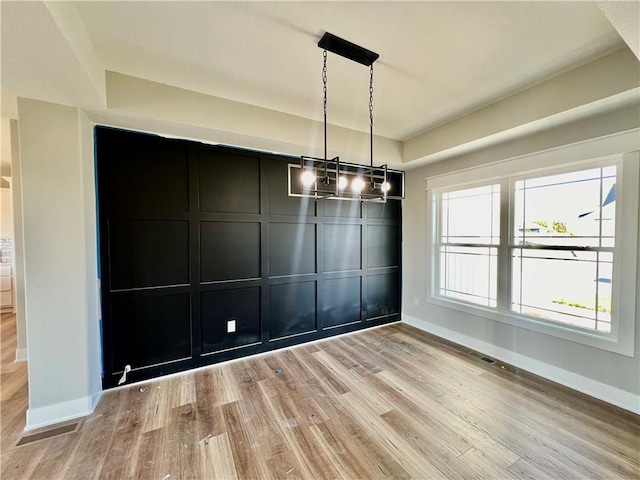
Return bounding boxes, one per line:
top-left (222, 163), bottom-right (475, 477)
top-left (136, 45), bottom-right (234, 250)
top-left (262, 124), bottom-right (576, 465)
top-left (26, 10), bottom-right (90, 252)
top-left (403, 48), bottom-right (639, 167)
top-left (99, 72), bottom-right (404, 168)
top-left (405, 91), bottom-right (639, 171)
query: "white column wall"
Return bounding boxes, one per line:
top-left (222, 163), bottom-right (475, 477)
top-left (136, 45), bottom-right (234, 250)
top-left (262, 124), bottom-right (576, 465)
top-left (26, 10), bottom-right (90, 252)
top-left (18, 98), bottom-right (101, 429)
top-left (9, 119), bottom-right (28, 358)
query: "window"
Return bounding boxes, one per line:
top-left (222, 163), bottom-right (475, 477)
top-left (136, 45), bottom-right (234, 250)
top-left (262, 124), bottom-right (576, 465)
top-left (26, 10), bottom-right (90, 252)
top-left (511, 167), bottom-right (615, 333)
top-left (427, 149), bottom-right (638, 356)
top-left (438, 185), bottom-right (500, 307)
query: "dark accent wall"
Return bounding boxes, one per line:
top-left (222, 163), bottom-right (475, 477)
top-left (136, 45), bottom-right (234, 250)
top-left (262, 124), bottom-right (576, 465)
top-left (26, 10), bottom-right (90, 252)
top-left (96, 126), bottom-right (402, 388)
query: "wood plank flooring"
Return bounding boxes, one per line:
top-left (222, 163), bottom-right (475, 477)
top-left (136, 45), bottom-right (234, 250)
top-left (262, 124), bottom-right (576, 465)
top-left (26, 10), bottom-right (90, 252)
top-left (1, 312), bottom-right (639, 479)
top-left (0, 312), bottom-right (29, 458)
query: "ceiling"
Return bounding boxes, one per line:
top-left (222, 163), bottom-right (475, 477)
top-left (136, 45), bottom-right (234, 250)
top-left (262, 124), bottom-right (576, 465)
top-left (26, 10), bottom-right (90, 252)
top-left (76, 1), bottom-right (624, 140)
top-left (1, 1), bottom-right (638, 170)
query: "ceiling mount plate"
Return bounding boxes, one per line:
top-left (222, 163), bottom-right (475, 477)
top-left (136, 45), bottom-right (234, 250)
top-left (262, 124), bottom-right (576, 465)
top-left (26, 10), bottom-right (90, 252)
top-left (318, 32), bottom-right (379, 66)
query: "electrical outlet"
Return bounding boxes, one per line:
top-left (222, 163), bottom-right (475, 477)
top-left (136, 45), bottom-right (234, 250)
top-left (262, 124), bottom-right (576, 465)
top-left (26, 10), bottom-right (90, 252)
top-left (413, 297), bottom-right (419, 306)
top-left (227, 319), bottom-right (236, 333)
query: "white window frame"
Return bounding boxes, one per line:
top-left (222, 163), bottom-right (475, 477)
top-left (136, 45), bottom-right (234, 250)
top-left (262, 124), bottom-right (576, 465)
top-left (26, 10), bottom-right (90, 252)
top-left (425, 134), bottom-right (638, 357)
top-left (435, 182), bottom-right (501, 308)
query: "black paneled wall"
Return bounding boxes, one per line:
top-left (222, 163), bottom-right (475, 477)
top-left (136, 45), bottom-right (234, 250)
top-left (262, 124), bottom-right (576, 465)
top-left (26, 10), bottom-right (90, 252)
top-left (96, 127), bottom-right (401, 388)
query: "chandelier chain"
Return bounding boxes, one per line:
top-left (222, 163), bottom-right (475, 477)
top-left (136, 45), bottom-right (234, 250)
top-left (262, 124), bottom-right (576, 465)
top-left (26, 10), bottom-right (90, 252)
top-left (369, 65), bottom-right (374, 129)
top-left (323, 49), bottom-right (328, 161)
top-left (369, 64), bottom-right (374, 168)
top-left (323, 50), bottom-right (327, 116)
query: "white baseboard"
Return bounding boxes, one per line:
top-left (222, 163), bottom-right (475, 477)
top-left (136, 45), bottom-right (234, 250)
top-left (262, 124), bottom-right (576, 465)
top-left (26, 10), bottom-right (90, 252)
top-left (403, 314), bottom-right (640, 415)
top-left (15, 347), bottom-right (27, 362)
top-left (25, 391), bottom-right (103, 431)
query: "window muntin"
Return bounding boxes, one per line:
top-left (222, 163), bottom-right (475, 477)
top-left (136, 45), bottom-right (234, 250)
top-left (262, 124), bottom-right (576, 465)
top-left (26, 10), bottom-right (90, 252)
top-left (513, 166), bottom-right (616, 249)
top-left (435, 164), bottom-right (619, 335)
top-left (511, 249), bottom-right (613, 332)
top-left (511, 166), bottom-right (616, 333)
top-left (441, 185), bottom-right (500, 245)
top-left (438, 184), bottom-right (500, 307)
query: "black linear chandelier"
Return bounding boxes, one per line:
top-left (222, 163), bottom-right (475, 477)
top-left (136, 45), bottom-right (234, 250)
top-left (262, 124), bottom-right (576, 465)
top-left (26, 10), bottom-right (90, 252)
top-left (288, 32), bottom-right (403, 203)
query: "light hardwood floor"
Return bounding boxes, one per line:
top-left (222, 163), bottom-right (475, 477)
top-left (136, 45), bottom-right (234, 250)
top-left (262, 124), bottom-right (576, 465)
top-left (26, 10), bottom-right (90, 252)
top-left (1, 312), bottom-right (639, 479)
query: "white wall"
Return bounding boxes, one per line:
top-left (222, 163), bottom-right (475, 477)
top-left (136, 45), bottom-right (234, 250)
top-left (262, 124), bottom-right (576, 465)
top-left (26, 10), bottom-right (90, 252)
top-left (1, 117), bottom-right (12, 169)
top-left (106, 72), bottom-right (403, 169)
top-left (0, 189), bottom-right (12, 238)
top-left (18, 99), bottom-right (101, 429)
top-left (10, 119), bottom-right (28, 358)
top-left (80, 111), bottom-right (103, 404)
top-left (2, 116), bottom-right (27, 356)
top-left (402, 109), bottom-right (640, 412)
top-left (1, 118), bottom-right (13, 238)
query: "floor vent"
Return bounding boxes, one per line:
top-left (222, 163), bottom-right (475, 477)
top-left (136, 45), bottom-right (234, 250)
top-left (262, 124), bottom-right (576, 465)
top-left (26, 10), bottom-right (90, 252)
top-left (469, 351), bottom-right (496, 364)
top-left (15, 422), bottom-right (81, 447)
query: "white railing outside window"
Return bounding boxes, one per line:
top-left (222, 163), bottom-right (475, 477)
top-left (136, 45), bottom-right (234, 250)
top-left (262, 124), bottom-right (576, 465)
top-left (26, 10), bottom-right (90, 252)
top-left (511, 166), bottom-right (616, 333)
top-left (438, 185), bottom-right (500, 307)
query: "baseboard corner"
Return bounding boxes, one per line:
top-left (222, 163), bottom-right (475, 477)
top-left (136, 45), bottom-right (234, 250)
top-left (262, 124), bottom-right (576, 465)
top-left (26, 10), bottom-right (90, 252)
top-left (25, 394), bottom-right (99, 431)
top-left (15, 347), bottom-right (27, 363)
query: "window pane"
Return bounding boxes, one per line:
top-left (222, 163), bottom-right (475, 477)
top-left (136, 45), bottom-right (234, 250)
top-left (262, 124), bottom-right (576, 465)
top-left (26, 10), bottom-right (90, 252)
top-left (441, 185), bottom-right (500, 245)
top-left (596, 252), bottom-right (613, 333)
top-left (599, 177), bottom-right (616, 246)
top-left (511, 248), bottom-right (613, 332)
top-left (513, 167), bottom-right (616, 248)
top-left (524, 168), bottom-right (600, 188)
top-left (440, 246), bottom-right (497, 307)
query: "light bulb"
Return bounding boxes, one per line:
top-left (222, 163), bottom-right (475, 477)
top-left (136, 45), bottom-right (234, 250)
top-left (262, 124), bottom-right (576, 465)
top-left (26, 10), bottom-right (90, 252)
top-left (301, 170), bottom-right (316, 188)
top-left (381, 182), bottom-right (391, 193)
top-left (338, 176), bottom-right (348, 190)
top-left (351, 177), bottom-right (365, 193)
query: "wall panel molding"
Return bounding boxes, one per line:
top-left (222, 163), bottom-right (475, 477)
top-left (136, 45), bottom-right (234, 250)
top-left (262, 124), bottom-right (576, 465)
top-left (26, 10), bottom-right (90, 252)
top-left (96, 126), bottom-right (401, 388)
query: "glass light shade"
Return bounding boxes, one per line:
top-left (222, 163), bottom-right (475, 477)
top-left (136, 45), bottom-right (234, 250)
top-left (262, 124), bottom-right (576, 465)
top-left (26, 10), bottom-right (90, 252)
top-left (351, 177), bottom-right (366, 193)
top-left (381, 182), bottom-right (391, 193)
top-left (338, 176), bottom-right (348, 189)
top-left (301, 170), bottom-right (316, 188)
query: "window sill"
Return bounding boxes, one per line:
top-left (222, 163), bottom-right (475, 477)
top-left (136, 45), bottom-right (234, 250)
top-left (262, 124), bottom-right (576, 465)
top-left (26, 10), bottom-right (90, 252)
top-left (426, 294), bottom-right (634, 357)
